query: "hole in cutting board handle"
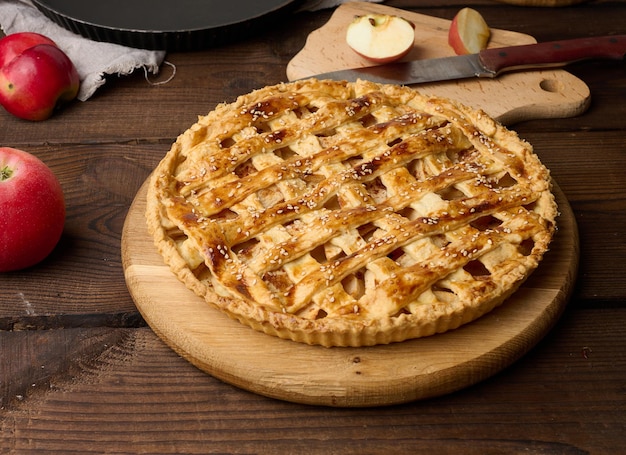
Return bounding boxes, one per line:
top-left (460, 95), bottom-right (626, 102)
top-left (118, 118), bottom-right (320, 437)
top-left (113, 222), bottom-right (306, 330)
top-left (539, 79), bottom-right (564, 93)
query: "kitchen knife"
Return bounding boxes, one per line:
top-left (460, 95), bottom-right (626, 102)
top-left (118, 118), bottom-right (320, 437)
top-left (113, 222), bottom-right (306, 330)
top-left (309, 35), bottom-right (626, 85)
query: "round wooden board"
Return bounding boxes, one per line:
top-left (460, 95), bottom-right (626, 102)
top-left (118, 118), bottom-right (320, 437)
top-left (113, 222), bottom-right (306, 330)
top-left (122, 180), bottom-right (578, 407)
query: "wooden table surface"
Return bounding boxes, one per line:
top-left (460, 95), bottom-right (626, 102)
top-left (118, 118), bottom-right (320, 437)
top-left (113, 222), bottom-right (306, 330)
top-left (1, 0), bottom-right (624, 453)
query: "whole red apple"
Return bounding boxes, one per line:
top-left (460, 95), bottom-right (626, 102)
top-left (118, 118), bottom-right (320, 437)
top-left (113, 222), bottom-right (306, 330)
top-left (0, 147), bottom-right (65, 272)
top-left (0, 37), bottom-right (79, 121)
top-left (0, 32), bottom-right (57, 69)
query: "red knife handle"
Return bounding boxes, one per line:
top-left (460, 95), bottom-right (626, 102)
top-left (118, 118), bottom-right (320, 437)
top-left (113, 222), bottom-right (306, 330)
top-left (479, 35), bottom-right (626, 74)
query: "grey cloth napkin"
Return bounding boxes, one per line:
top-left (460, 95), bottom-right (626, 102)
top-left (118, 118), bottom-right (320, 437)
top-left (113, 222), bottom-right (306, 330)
top-left (0, 0), bottom-right (382, 101)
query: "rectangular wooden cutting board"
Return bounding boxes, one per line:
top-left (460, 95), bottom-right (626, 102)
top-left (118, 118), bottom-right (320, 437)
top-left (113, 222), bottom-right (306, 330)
top-left (287, 2), bottom-right (590, 124)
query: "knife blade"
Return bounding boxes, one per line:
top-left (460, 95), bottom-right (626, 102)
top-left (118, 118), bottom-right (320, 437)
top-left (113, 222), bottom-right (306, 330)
top-left (308, 35), bottom-right (626, 85)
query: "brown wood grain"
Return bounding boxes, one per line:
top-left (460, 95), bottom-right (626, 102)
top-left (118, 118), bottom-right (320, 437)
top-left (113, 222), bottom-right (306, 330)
top-left (1, 310), bottom-right (625, 453)
top-left (0, 0), bottom-right (625, 452)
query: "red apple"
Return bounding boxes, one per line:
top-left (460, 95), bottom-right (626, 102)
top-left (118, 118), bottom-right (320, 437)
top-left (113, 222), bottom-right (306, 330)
top-left (0, 35), bottom-right (79, 121)
top-left (0, 147), bottom-right (65, 272)
top-left (448, 7), bottom-right (491, 55)
top-left (346, 14), bottom-right (415, 64)
top-left (0, 32), bottom-right (57, 69)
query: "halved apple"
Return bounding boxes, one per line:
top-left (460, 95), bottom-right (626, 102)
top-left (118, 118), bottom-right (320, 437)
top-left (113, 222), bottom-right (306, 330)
top-left (448, 8), bottom-right (491, 55)
top-left (346, 14), bottom-right (415, 64)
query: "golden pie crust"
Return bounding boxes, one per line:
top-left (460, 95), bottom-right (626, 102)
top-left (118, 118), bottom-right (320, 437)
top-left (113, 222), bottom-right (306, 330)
top-left (146, 78), bottom-right (557, 347)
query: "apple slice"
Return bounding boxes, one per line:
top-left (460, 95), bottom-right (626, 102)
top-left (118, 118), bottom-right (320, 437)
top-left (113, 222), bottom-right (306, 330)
top-left (448, 8), bottom-right (491, 55)
top-left (346, 14), bottom-right (415, 64)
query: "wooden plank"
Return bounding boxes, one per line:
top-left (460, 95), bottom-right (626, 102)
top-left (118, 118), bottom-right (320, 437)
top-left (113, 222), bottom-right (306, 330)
top-left (1, 308), bottom-right (625, 453)
top-left (0, 327), bottom-right (133, 410)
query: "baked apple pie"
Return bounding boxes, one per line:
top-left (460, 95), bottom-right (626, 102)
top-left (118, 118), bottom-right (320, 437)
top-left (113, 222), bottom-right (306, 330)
top-left (146, 78), bottom-right (557, 347)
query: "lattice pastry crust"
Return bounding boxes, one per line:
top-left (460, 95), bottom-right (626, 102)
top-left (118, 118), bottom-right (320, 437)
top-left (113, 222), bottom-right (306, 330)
top-left (146, 78), bottom-right (557, 347)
